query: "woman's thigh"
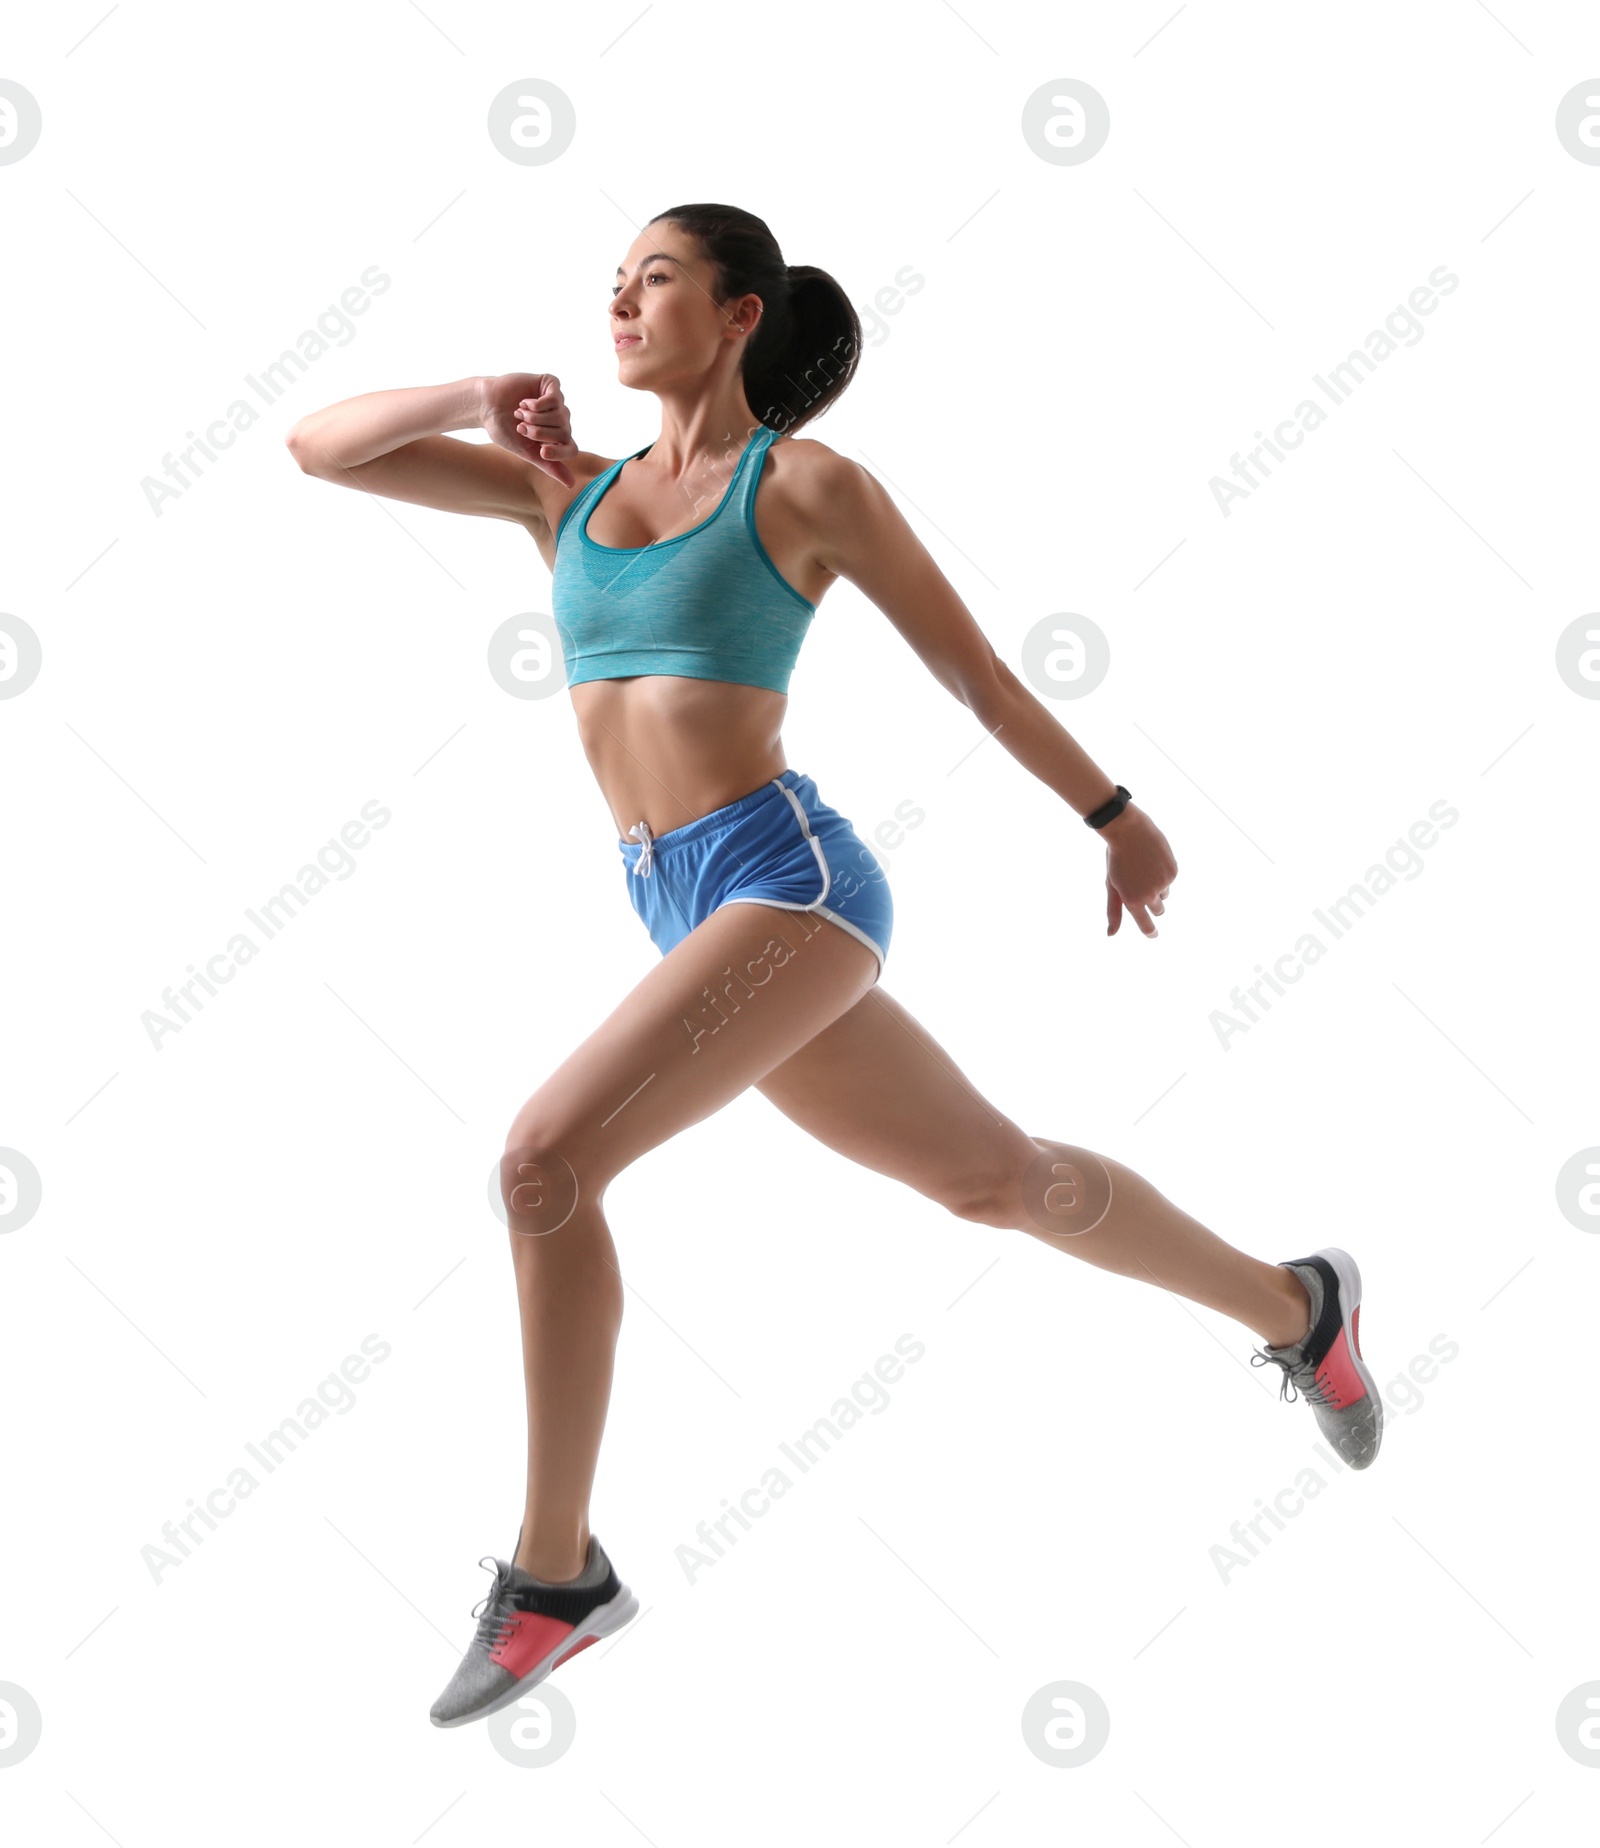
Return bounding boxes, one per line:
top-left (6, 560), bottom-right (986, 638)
top-left (753, 985), bottom-right (1040, 1221)
top-left (502, 902), bottom-right (878, 1230)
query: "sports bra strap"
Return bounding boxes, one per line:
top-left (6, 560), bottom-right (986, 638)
top-left (735, 424), bottom-right (778, 519)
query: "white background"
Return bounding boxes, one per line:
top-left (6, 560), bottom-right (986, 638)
top-left (2, 1), bottom-right (1596, 1839)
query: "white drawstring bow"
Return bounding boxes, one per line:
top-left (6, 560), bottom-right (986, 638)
top-left (627, 820), bottom-right (655, 876)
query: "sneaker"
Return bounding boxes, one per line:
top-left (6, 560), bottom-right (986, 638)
top-left (429, 1535), bottom-right (638, 1728)
top-left (1250, 1246), bottom-right (1383, 1469)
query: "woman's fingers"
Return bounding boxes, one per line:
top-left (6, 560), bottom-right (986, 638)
top-left (1106, 880), bottom-right (1169, 936)
top-left (1103, 818), bottom-right (1177, 939)
top-left (516, 400), bottom-right (573, 446)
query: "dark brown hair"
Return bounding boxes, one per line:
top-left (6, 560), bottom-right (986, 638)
top-left (647, 202), bottom-right (861, 435)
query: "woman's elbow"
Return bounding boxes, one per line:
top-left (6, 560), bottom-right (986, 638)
top-left (284, 418), bottom-right (333, 475)
top-left (958, 648), bottom-right (1012, 720)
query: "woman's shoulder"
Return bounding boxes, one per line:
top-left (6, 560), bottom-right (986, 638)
top-left (562, 446), bottom-right (629, 491)
top-left (764, 437), bottom-right (853, 510)
top-left (539, 447), bottom-right (626, 541)
top-left (769, 429), bottom-right (841, 470)
top-left (763, 430), bottom-right (864, 520)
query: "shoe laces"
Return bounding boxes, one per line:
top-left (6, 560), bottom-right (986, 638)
top-left (1250, 1346), bottom-right (1338, 1408)
top-left (468, 1555), bottom-right (517, 1648)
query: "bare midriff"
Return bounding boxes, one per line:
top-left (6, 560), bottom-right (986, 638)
top-left (569, 675), bottom-right (791, 842)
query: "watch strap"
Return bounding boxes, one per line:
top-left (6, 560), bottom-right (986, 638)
top-left (1084, 784), bottom-right (1132, 829)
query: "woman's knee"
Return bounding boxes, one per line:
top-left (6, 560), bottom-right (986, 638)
top-left (937, 1135), bottom-right (1115, 1237)
top-left (937, 1171), bottom-right (1024, 1228)
top-left (1013, 1138), bottom-right (1116, 1240)
top-left (500, 1105), bottom-right (613, 1237)
top-left (931, 1127), bottom-right (1041, 1228)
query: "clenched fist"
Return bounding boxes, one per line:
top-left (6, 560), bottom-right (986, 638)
top-left (480, 373), bottom-right (577, 487)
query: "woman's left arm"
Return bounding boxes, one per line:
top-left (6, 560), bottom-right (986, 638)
top-left (810, 451), bottom-right (1178, 937)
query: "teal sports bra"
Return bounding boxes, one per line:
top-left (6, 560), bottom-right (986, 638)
top-left (550, 421), bottom-right (817, 694)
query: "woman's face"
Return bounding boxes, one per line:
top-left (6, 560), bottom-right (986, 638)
top-left (609, 223), bottom-right (756, 388)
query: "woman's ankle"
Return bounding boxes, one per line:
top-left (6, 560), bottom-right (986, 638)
top-left (514, 1526), bottom-right (592, 1582)
top-left (1256, 1267), bottom-right (1312, 1349)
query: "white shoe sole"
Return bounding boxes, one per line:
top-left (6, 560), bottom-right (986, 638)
top-left (1317, 1245), bottom-right (1383, 1464)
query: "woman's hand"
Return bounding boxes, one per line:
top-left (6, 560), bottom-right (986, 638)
top-left (1102, 805), bottom-right (1178, 937)
top-left (479, 372), bottom-right (577, 487)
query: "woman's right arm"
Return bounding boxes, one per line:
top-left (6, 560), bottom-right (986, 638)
top-left (284, 374), bottom-right (580, 538)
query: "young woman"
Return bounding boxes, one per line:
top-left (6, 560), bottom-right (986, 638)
top-left (287, 202), bottom-right (1383, 1730)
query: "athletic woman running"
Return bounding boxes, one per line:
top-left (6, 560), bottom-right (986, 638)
top-left (286, 202), bottom-right (1383, 1731)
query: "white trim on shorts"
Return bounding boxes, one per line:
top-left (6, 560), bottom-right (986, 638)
top-left (713, 776), bottom-right (885, 979)
top-left (717, 897), bottom-right (885, 979)
top-left (774, 779), bottom-right (831, 901)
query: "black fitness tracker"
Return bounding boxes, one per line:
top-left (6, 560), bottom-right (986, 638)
top-left (1084, 784), bottom-right (1132, 829)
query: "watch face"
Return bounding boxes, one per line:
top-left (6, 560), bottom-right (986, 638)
top-left (1087, 788), bottom-right (1128, 827)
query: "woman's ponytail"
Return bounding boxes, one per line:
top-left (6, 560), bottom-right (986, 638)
top-left (647, 204), bottom-right (861, 434)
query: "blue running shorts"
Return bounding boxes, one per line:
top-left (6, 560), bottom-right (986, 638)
top-left (617, 768), bottom-right (893, 978)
